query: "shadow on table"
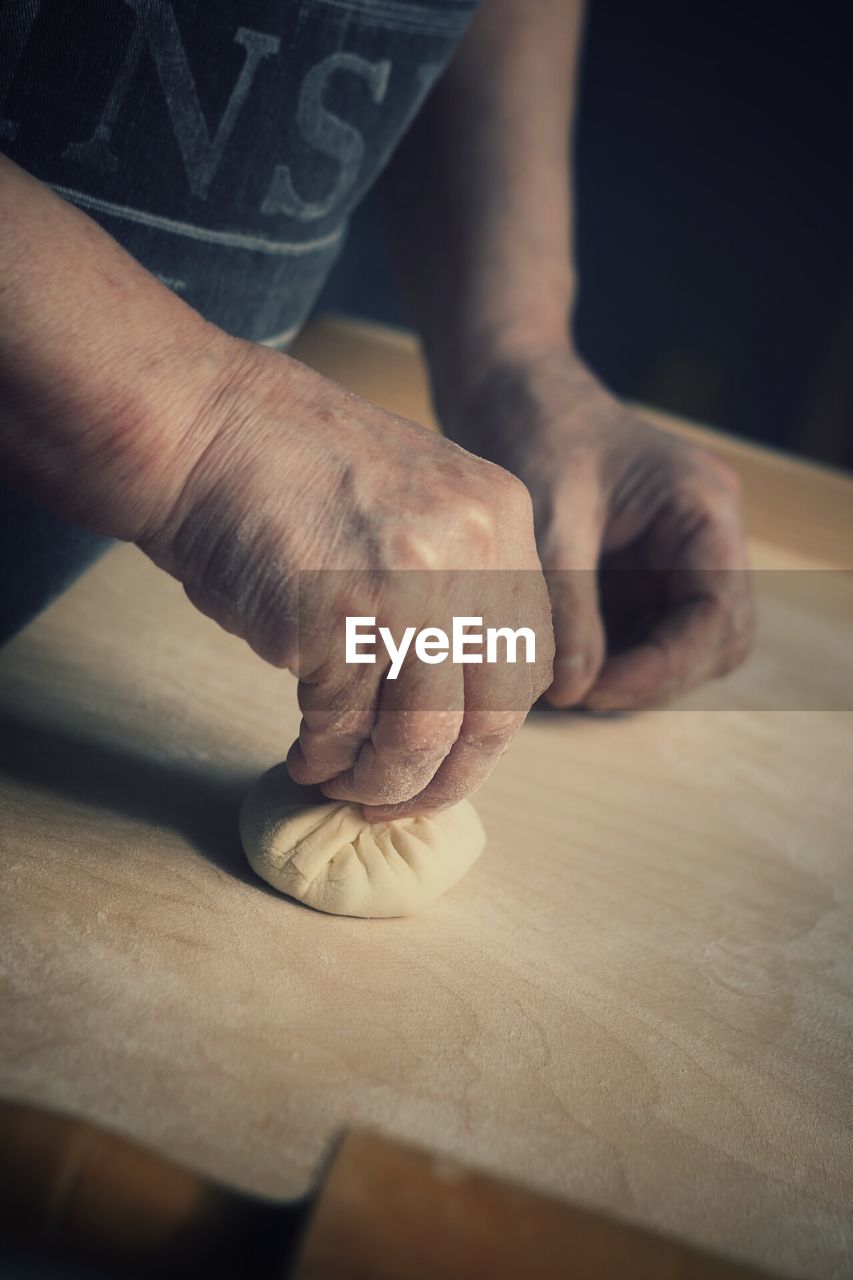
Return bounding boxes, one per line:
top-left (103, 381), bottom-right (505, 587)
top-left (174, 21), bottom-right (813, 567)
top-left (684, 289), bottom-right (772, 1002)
top-left (0, 709), bottom-right (266, 889)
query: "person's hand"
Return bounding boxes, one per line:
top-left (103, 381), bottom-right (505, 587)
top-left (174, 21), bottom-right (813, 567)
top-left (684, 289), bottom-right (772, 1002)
top-left (140, 340), bottom-right (554, 816)
top-left (0, 158), bottom-right (552, 811)
top-left (437, 346), bottom-right (753, 711)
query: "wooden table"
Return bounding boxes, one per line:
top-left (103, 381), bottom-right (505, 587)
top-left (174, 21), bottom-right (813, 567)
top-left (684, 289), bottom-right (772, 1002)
top-left (1, 318), bottom-right (851, 1279)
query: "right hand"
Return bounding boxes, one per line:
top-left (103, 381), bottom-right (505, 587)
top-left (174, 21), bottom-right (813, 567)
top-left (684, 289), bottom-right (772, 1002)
top-left (140, 339), bottom-right (554, 818)
top-left (0, 157), bottom-right (550, 808)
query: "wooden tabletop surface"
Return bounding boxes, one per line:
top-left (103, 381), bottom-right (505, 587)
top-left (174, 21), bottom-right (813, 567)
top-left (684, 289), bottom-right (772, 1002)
top-left (1, 318), bottom-right (851, 1280)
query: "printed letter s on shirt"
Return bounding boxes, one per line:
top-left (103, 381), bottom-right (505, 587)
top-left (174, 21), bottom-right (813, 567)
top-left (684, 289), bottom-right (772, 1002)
top-left (261, 52), bottom-right (390, 221)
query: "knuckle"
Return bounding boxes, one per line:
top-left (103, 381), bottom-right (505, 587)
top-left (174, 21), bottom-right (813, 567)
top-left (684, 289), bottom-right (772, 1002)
top-left (678, 481), bottom-right (731, 526)
top-left (715, 608), bottom-right (755, 676)
top-left (491, 462), bottom-right (528, 502)
top-left (353, 781), bottom-right (416, 806)
top-left (390, 528), bottom-right (445, 570)
top-left (458, 492), bottom-right (501, 551)
top-left (494, 468), bottom-right (534, 523)
top-left (678, 460), bottom-right (743, 526)
top-left (376, 709), bottom-right (463, 756)
top-left (312, 707), bottom-right (369, 745)
top-left (459, 709), bottom-right (524, 754)
top-left (432, 467), bottom-right (534, 567)
top-left (706, 455), bottom-right (742, 496)
top-left (480, 461), bottom-right (530, 509)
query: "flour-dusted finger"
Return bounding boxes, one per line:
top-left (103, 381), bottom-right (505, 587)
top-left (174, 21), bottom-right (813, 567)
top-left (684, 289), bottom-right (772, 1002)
top-left (287, 655), bottom-right (387, 786)
top-left (320, 649), bottom-right (465, 808)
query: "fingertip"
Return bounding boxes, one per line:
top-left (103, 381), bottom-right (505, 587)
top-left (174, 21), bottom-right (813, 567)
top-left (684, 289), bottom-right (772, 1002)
top-left (285, 738), bottom-right (309, 782)
top-left (582, 681), bottom-right (638, 715)
top-left (542, 684), bottom-right (578, 710)
top-left (543, 678), bottom-right (587, 709)
top-left (544, 650), bottom-right (599, 708)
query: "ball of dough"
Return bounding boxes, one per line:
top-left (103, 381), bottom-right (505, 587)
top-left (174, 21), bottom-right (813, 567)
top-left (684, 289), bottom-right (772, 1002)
top-left (239, 764), bottom-right (486, 918)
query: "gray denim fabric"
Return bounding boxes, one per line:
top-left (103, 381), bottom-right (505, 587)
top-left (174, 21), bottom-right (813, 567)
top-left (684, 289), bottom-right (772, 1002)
top-left (1, 0), bottom-right (478, 640)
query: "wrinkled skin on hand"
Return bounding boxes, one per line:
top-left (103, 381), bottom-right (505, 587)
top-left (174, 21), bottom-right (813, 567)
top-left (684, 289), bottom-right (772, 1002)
top-left (438, 347), bottom-right (754, 712)
top-left (140, 340), bottom-right (554, 818)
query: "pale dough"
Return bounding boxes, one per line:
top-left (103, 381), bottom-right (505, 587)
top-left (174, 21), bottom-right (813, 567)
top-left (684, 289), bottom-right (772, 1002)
top-left (239, 763), bottom-right (486, 918)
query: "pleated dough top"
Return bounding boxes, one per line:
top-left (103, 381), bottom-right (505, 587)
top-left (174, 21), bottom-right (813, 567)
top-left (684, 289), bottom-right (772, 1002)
top-left (240, 764), bottom-right (486, 918)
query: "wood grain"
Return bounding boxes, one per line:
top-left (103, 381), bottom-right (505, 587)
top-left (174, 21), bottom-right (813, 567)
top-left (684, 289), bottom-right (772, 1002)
top-left (1, 319), bottom-right (851, 1280)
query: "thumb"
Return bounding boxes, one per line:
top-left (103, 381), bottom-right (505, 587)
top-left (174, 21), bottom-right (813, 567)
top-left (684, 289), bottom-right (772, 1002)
top-left (543, 564), bottom-right (606, 706)
top-left (537, 490), bottom-right (605, 708)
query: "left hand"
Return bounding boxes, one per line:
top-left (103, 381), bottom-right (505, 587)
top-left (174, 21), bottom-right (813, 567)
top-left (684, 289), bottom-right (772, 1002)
top-left (438, 346), bottom-right (754, 711)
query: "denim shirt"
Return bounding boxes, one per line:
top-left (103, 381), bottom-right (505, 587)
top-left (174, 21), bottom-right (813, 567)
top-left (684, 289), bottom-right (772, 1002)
top-left (1, 0), bottom-right (479, 345)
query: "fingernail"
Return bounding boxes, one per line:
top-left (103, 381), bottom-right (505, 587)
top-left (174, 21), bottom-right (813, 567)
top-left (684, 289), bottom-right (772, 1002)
top-left (557, 651), bottom-right (596, 682)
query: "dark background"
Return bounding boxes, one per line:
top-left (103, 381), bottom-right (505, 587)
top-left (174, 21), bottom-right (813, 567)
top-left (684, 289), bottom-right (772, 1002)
top-left (315, 1), bottom-right (853, 472)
